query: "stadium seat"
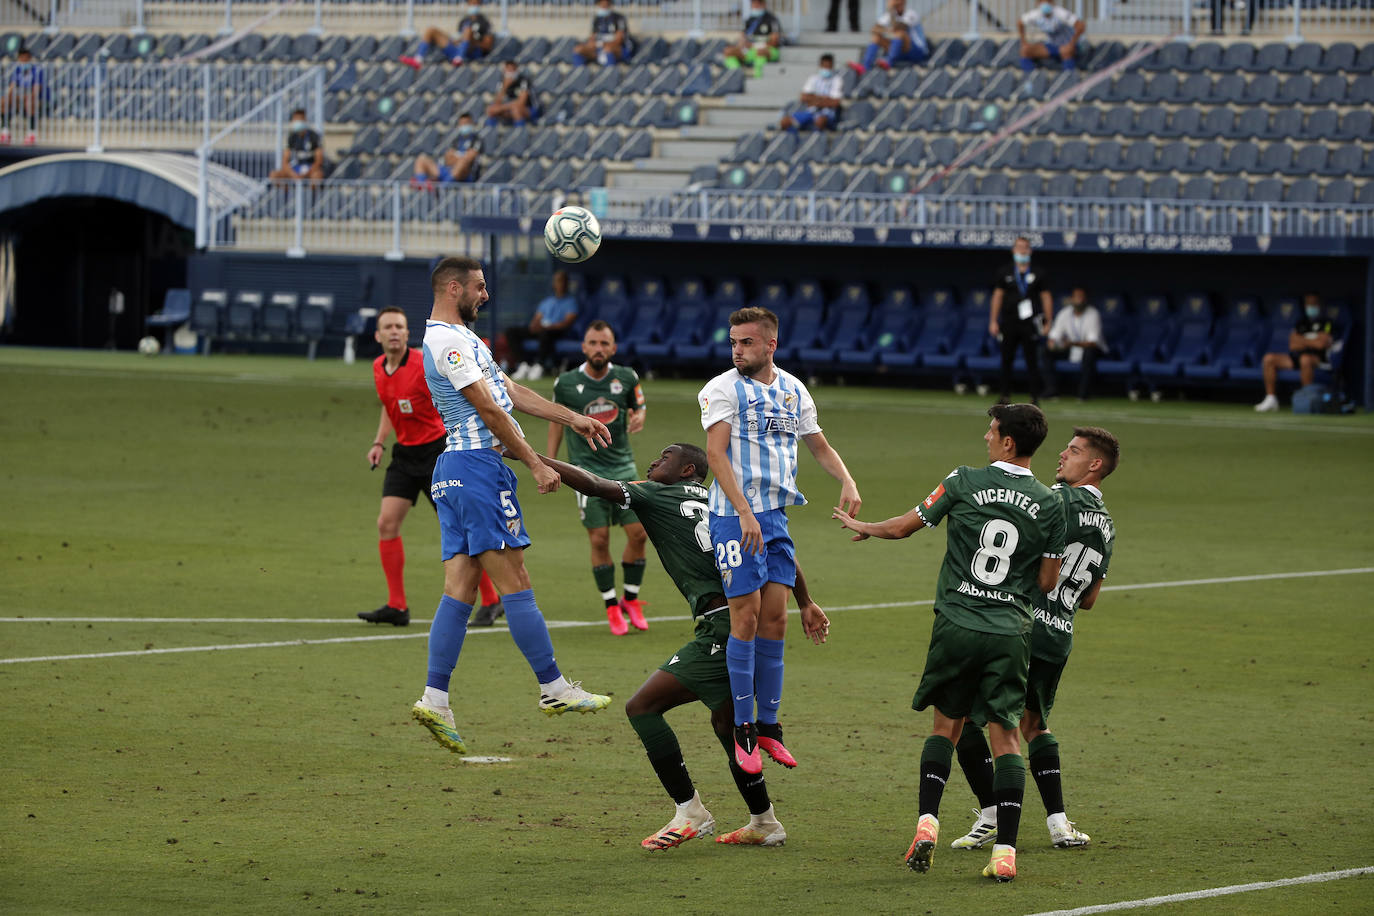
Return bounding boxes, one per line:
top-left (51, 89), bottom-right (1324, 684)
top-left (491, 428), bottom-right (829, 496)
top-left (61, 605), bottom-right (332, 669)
top-left (1261, 109), bottom-right (1302, 142)
top-left (225, 291), bottom-right (263, 340)
top-left (262, 292), bottom-right (298, 340)
top-left (1159, 107), bottom-right (1201, 139)
top-left (1140, 296), bottom-right (1211, 383)
top-left (884, 310), bottom-right (957, 373)
top-left (1185, 297), bottom-right (1267, 382)
top-left (638, 302), bottom-right (709, 364)
top-left (923, 313), bottom-right (990, 379)
top-left (839, 288), bottom-right (915, 369)
top-left (1317, 41), bottom-right (1357, 73)
top-left (1088, 140), bottom-right (1122, 171)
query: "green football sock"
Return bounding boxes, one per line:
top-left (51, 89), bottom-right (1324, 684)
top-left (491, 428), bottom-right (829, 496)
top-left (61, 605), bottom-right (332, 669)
top-left (593, 564), bottom-right (617, 607)
top-left (622, 558), bottom-right (646, 599)
top-left (723, 56), bottom-right (741, 69)
top-left (918, 735), bottom-right (955, 817)
top-left (629, 713), bottom-right (694, 804)
top-left (1028, 733), bottom-right (1064, 816)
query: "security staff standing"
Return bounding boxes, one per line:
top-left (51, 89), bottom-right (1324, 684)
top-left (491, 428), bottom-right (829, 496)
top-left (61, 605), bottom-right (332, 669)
top-left (988, 236), bottom-right (1054, 404)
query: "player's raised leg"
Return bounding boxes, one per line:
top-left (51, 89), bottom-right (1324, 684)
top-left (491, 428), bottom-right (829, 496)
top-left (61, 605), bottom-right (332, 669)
top-left (753, 544), bottom-right (798, 768)
top-left (711, 704), bottom-right (786, 846)
top-left (626, 670), bottom-right (716, 850)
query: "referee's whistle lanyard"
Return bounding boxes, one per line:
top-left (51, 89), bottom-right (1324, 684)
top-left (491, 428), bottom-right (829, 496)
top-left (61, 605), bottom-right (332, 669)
top-left (1013, 268), bottom-right (1029, 299)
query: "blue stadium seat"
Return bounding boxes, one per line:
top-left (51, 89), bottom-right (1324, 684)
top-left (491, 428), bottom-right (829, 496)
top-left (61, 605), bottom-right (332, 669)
top-left (839, 289), bottom-right (915, 369)
top-left (1181, 177), bottom-right (1214, 200)
top-left (1183, 297), bottom-right (1266, 382)
top-left (1221, 42), bottom-right (1256, 71)
top-left (1052, 139), bottom-right (1090, 171)
top-left (1089, 140), bottom-right (1122, 171)
top-left (298, 293), bottom-right (334, 358)
top-left (638, 302), bottom-right (709, 364)
top-left (1184, 41), bottom-right (1222, 72)
top-left (617, 300), bottom-right (669, 360)
top-left (1079, 174), bottom-right (1111, 198)
top-left (145, 287), bottom-right (191, 349)
top-left (802, 284), bottom-right (872, 369)
top-left (777, 300), bottom-right (827, 364)
top-left (1302, 109), bottom-right (1339, 141)
top-left (1279, 74), bottom-right (1314, 104)
top-left (1177, 73), bottom-right (1212, 104)
top-left (1099, 106), bottom-right (1134, 136)
top-left (1142, 72), bottom-right (1178, 103)
top-left (1317, 41), bottom-right (1357, 73)
top-left (924, 313), bottom-right (991, 379)
top-left (1281, 42), bottom-right (1322, 73)
top-left (1261, 108), bottom-right (1302, 142)
top-left (1105, 71), bottom-right (1145, 103)
top-left (1221, 141), bottom-right (1260, 174)
top-left (1046, 173), bottom-right (1077, 198)
top-left (1067, 104), bottom-right (1101, 135)
top-left (1313, 74), bottom-right (1346, 104)
top-left (1208, 73), bottom-right (1245, 104)
top-left (1140, 295), bottom-right (1211, 382)
top-left (1252, 43), bottom-right (1289, 73)
top-left (1159, 107), bottom-right (1201, 139)
top-left (884, 310), bottom-right (957, 373)
top-left (1250, 178), bottom-right (1284, 203)
top-left (1183, 141), bottom-right (1224, 174)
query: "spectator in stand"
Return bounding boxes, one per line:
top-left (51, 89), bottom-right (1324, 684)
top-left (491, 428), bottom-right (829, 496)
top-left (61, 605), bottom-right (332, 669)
top-left (505, 270), bottom-right (579, 381)
top-left (826, 0), bottom-right (860, 33)
top-left (847, 0), bottom-right (929, 76)
top-left (572, 0), bottom-right (636, 66)
top-left (724, 0), bottom-right (784, 79)
top-left (1042, 287), bottom-right (1104, 401)
top-left (779, 54), bottom-right (843, 133)
top-left (1018, 2), bottom-right (1085, 95)
top-left (1, 44), bottom-right (45, 145)
top-left (399, 0), bottom-right (494, 70)
top-left (411, 113), bottom-right (482, 188)
top-left (1255, 293), bottom-right (1335, 412)
top-left (485, 61), bottom-right (540, 127)
top-left (268, 107), bottom-right (324, 182)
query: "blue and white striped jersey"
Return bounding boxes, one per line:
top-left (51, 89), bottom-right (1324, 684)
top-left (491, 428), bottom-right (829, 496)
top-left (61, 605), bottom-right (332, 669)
top-left (1020, 5), bottom-right (1079, 46)
top-left (422, 319), bottom-right (523, 452)
top-left (698, 366), bottom-right (821, 516)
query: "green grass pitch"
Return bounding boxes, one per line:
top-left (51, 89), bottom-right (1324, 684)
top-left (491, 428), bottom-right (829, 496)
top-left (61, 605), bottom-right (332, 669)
top-left (2, 346), bottom-right (1372, 914)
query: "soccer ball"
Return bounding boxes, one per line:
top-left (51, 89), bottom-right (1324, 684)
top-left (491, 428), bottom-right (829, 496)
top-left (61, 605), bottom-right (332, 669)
top-left (137, 335), bottom-right (161, 356)
top-left (543, 206), bottom-right (602, 263)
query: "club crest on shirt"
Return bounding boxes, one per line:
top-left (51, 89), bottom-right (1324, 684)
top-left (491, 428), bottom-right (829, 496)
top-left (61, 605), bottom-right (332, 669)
top-left (444, 348), bottom-right (462, 370)
top-left (782, 391), bottom-right (798, 412)
top-left (397, 398), bottom-right (413, 414)
top-left (609, 379), bottom-right (624, 395)
top-left (506, 517), bottom-right (522, 535)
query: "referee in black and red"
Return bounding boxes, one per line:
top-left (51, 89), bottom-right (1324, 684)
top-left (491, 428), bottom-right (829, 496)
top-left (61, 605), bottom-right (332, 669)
top-left (988, 236), bottom-right (1054, 405)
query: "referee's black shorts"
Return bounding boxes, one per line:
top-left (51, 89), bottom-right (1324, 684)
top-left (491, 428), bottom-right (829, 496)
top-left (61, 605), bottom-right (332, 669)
top-left (383, 436), bottom-right (446, 506)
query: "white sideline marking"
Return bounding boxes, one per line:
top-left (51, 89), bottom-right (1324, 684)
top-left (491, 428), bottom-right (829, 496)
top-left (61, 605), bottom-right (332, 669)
top-left (1024, 865), bottom-right (1374, 916)
top-left (460, 756), bottom-right (513, 765)
top-left (3, 566), bottom-right (1371, 664)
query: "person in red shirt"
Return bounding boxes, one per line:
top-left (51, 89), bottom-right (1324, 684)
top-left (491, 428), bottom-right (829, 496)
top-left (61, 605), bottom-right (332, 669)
top-left (360, 307), bottom-right (503, 626)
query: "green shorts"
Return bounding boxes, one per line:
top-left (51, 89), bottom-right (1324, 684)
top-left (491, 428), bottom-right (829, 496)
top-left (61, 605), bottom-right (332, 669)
top-left (1025, 654), bottom-right (1067, 728)
top-left (912, 613), bottom-right (1030, 730)
top-left (659, 610), bottom-right (732, 711)
top-left (577, 491), bottom-right (640, 530)
top-left (742, 46), bottom-right (780, 64)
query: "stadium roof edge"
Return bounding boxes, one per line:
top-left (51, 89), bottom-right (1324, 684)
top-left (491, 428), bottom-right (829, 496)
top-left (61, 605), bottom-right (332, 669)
top-left (0, 151), bottom-right (261, 231)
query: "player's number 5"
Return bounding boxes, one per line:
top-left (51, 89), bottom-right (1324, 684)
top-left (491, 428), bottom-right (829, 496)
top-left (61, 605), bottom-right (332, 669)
top-left (1047, 542), bottom-right (1102, 607)
top-left (500, 490), bottom-right (518, 518)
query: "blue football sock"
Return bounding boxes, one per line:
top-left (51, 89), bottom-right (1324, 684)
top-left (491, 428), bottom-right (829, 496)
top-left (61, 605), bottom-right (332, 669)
top-left (512, 118), bottom-right (526, 126)
top-left (753, 636), bottom-right (785, 725)
top-left (886, 43), bottom-right (902, 66)
top-left (502, 589), bottom-right (561, 684)
top-left (725, 635), bottom-right (756, 726)
top-left (1020, 56), bottom-right (1035, 73)
top-left (484, 116), bottom-right (499, 127)
top-left (1063, 57), bottom-right (1077, 71)
top-left (862, 42), bottom-right (879, 70)
top-left (443, 42), bottom-right (462, 62)
top-left (425, 595), bottom-right (471, 691)
top-left (571, 52), bottom-right (587, 66)
top-left (416, 41), bottom-right (431, 57)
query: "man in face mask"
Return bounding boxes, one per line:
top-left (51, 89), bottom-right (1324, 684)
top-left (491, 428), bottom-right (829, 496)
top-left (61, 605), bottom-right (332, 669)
top-left (1016, 1), bottom-right (1085, 97)
top-left (848, 0), bottom-right (929, 77)
top-left (485, 60), bottom-right (540, 127)
top-left (779, 54), bottom-right (844, 132)
top-left (572, 0), bottom-right (636, 66)
top-left (411, 113), bottom-right (483, 188)
top-left (269, 107), bottom-right (324, 182)
top-left (1255, 293), bottom-right (1335, 412)
top-left (989, 237), bottom-right (1054, 405)
top-left (399, 0), bottom-right (494, 70)
top-left (723, 0), bottom-right (782, 78)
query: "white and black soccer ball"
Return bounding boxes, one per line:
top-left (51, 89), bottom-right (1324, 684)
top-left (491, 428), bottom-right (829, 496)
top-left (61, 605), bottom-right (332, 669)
top-left (543, 206), bottom-right (602, 264)
top-left (137, 335), bottom-right (161, 356)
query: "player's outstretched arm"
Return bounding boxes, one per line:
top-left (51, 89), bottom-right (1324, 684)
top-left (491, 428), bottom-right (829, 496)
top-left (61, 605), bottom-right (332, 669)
top-left (462, 378), bottom-right (559, 493)
top-left (507, 379), bottom-right (611, 451)
top-left (803, 431), bottom-right (861, 517)
top-left (523, 452), bottom-right (623, 503)
top-left (832, 506), bottom-right (925, 541)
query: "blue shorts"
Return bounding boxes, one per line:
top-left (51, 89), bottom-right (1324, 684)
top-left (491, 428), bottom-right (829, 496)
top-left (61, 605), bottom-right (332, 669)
top-left (791, 107), bottom-right (837, 130)
top-left (709, 508), bottom-right (796, 598)
top-left (1044, 42), bottom-right (1064, 61)
top-left (291, 162), bottom-right (311, 176)
top-left (431, 448), bottom-right (531, 561)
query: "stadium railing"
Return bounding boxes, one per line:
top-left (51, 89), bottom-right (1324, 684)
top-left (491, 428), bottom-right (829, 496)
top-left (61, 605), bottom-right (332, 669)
top-left (202, 179), bottom-right (1374, 259)
top-left (8, 61), bottom-right (320, 153)
top-left (9, 0), bottom-right (1365, 42)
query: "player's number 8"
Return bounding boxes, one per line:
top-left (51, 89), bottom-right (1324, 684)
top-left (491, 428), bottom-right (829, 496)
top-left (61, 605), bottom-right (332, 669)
top-left (970, 519), bottom-right (1019, 586)
top-left (715, 540), bottom-right (743, 572)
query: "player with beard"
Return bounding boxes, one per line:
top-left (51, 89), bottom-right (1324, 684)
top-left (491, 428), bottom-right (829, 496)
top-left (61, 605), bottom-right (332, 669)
top-left (409, 257), bottom-right (614, 755)
top-left (549, 321), bottom-right (651, 635)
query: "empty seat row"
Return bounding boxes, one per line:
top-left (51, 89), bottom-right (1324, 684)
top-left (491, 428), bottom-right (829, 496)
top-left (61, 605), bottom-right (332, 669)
top-left (189, 289), bottom-right (336, 353)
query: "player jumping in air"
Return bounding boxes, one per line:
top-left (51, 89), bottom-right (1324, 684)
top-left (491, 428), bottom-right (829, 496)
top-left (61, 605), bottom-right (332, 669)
top-left (411, 257), bottom-right (614, 755)
top-left (699, 307), bottom-right (860, 776)
top-left (950, 426), bottom-right (1118, 852)
top-left (548, 321), bottom-right (651, 635)
top-left (524, 442), bottom-right (830, 848)
top-left (359, 306), bottom-right (502, 628)
top-left (833, 404), bottom-right (1065, 882)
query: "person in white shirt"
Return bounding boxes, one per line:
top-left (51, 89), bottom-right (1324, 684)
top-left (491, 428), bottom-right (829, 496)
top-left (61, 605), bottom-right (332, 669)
top-left (1043, 288), bottom-right (1104, 400)
top-left (779, 54), bottom-right (844, 132)
top-left (1018, 2), bottom-right (1085, 90)
top-left (848, 0), bottom-right (929, 76)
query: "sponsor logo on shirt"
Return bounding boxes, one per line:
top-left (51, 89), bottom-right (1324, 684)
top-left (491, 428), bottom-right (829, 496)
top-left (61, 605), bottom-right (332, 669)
top-left (584, 396), bottom-right (620, 425)
top-left (444, 348), bottom-right (462, 370)
top-left (1033, 607), bottom-right (1073, 634)
top-left (956, 579), bottom-right (1015, 603)
top-left (923, 483), bottom-right (945, 508)
top-left (430, 478), bottom-right (463, 498)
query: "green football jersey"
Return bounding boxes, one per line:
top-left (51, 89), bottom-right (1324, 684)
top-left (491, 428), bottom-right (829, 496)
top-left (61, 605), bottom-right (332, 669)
top-left (914, 462), bottom-right (1067, 637)
top-left (620, 479), bottom-right (724, 620)
top-left (1030, 483), bottom-right (1114, 663)
top-left (552, 363), bottom-right (644, 478)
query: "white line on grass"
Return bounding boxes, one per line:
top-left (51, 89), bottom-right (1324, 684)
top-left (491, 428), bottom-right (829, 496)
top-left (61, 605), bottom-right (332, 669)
top-left (1024, 865), bottom-right (1374, 916)
top-left (3, 566), bottom-right (1371, 664)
